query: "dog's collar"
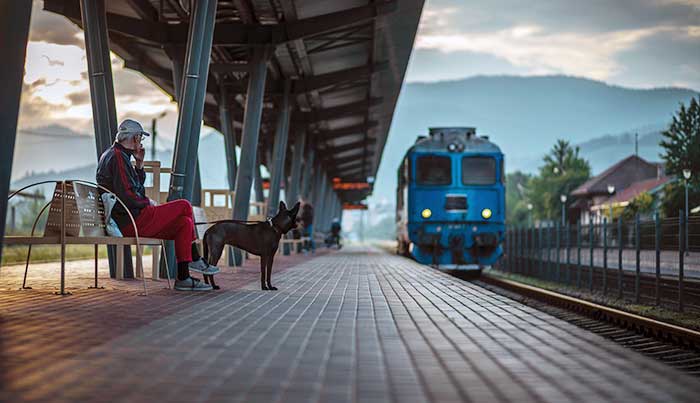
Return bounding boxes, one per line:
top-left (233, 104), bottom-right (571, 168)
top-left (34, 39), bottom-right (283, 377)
top-left (267, 217), bottom-right (282, 235)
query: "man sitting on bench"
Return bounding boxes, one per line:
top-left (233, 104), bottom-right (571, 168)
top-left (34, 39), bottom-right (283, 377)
top-left (96, 119), bottom-right (219, 291)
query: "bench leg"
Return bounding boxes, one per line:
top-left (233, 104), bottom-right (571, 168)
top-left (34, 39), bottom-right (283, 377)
top-left (151, 245), bottom-right (160, 280)
top-left (161, 241), bottom-right (171, 289)
top-left (116, 246), bottom-right (124, 280)
top-left (136, 246), bottom-right (144, 279)
top-left (88, 244), bottom-right (103, 289)
top-left (136, 246), bottom-right (147, 296)
top-left (21, 245), bottom-right (33, 290)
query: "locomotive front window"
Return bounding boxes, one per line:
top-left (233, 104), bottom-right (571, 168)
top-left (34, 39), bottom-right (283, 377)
top-left (415, 155), bottom-right (452, 185)
top-left (462, 157), bottom-right (496, 185)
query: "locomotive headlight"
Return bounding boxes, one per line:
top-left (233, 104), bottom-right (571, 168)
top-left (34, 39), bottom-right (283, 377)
top-left (481, 208), bottom-right (492, 219)
top-left (447, 143), bottom-right (457, 152)
top-left (421, 208), bottom-right (432, 219)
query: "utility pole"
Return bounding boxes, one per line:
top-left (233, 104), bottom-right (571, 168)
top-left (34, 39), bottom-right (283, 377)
top-left (635, 132), bottom-right (638, 157)
top-left (151, 118), bottom-right (157, 161)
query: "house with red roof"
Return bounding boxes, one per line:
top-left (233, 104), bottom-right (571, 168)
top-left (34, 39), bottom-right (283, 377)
top-left (569, 155), bottom-right (671, 224)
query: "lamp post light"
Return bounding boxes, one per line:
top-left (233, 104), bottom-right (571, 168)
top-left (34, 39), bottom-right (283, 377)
top-left (683, 169), bottom-right (691, 254)
top-left (527, 203), bottom-right (533, 227)
top-left (560, 194), bottom-right (567, 226)
top-left (607, 184), bottom-right (616, 224)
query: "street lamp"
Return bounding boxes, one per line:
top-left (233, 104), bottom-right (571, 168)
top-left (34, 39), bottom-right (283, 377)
top-left (553, 166), bottom-right (560, 175)
top-left (683, 169), bottom-right (691, 253)
top-left (527, 203), bottom-right (533, 227)
top-left (560, 194), bottom-right (567, 226)
top-left (607, 184), bottom-right (616, 223)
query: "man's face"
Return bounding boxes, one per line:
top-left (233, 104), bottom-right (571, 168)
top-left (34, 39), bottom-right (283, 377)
top-left (122, 134), bottom-right (143, 151)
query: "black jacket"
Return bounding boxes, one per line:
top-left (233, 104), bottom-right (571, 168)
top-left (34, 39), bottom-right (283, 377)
top-left (96, 143), bottom-right (149, 229)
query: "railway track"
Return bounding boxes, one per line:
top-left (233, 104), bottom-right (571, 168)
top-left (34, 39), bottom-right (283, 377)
top-left (474, 274), bottom-right (700, 376)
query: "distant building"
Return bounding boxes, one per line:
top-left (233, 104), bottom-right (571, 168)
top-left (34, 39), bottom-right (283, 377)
top-left (570, 155), bottom-right (670, 224)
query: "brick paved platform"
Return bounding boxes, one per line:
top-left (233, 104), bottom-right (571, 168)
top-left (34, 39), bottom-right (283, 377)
top-left (1, 246), bottom-right (699, 402)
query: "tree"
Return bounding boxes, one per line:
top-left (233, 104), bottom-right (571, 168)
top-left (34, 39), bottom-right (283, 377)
top-left (660, 181), bottom-right (700, 218)
top-left (526, 140), bottom-right (591, 222)
top-left (660, 96), bottom-right (700, 181)
top-left (660, 96), bottom-right (700, 217)
top-left (505, 171), bottom-right (532, 226)
top-left (622, 192), bottom-right (655, 221)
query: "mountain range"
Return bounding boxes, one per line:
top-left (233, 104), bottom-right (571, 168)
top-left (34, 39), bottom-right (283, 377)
top-left (11, 75), bottom-right (698, 208)
top-left (371, 75), bottom-right (697, 203)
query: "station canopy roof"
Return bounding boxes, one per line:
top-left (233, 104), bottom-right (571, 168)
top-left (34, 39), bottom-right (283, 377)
top-left (44, 0), bottom-right (424, 203)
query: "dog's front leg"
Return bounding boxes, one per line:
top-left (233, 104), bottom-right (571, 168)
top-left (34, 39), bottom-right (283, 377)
top-left (260, 255), bottom-right (269, 290)
top-left (266, 254), bottom-right (277, 291)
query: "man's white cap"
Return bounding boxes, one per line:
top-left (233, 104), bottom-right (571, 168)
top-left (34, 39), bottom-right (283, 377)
top-left (115, 119), bottom-right (150, 142)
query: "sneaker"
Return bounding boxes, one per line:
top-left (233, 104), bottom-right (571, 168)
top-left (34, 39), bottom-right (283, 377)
top-left (188, 258), bottom-right (220, 275)
top-left (174, 276), bottom-right (213, 291)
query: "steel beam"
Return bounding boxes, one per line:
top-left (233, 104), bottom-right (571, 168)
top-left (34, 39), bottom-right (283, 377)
top-left (81, 0), bottom-right (133, 278)
top-left (81, 0), bottom-right (118, 155)
top-left (49, 1), bottom-right (394, 47)
top-left (286, 129), bottom-right (306, 205)
top-left (319, 121), bottom-right (378, 141)
top-left (232, 46), bottom-right (274, 222)
top-left (168, 0), bottom-right (217, 202)
top-left (300, 144), bottom-right (315, 201)
top-left (218, 80), bottom-right (238, 191)
top-left (267, 81), bottom-right (292, 215)
top-left (315, 172), bottom-right (329, 231)
top-left (291, 64), bottom-right (386, 94)
top-left (296, 98), bottom-right (382, 123)
top-left (323, 138), bottom-right (376, 156)
top-left (254, 148), bottom-right (265, 203)
top-left (0, 1), bottom-right (32, 266)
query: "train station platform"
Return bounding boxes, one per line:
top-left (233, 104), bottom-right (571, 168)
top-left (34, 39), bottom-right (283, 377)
top-left (1, 246), bottom-right (699, 402)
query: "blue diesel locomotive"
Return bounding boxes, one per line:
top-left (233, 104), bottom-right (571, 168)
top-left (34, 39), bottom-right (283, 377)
top-left (396, 127), bottom-right (505, 270)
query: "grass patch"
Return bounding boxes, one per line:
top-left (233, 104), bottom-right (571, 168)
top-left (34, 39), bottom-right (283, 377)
top-left (1, 244), bottom-right (153, 266)
top-left (486, 269), bottom-right (700, 332)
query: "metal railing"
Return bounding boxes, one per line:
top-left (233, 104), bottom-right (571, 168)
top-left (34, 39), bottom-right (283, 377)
top-left (502, 212), bottom-right (699, 312)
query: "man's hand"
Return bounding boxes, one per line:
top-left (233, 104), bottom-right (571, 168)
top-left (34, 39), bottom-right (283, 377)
top-left (134, 143), bottom-right (145, 169)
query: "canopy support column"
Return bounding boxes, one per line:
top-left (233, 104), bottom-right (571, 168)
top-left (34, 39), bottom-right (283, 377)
top-left (286, 129), bottom-right (306, 205)
top-left (267, 81), bottom-right (292, 215)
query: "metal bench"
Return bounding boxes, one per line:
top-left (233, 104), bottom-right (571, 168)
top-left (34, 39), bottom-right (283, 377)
top-left (3, 180), bottom-right (170, 295)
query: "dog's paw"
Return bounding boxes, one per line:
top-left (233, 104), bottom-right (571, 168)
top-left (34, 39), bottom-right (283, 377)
top-left (212, 285), bottom-right (220, 290)
top-left (267, 285), bottom-right (278, 291)
top-left (261, 285), bottom-right (269, 290)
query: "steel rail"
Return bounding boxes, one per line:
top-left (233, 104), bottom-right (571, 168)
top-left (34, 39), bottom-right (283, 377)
top-left (481, 274), bottom-right (700, 347)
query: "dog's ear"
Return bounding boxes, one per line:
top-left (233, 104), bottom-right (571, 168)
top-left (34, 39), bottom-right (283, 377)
top-left (290, 201), bottom-right (300, 216)
top-left (278, 200), bottom-right (287, 212)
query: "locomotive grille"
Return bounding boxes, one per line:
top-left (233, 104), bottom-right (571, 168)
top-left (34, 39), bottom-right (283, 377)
top-left (445, 195), bottom-right (467, 211)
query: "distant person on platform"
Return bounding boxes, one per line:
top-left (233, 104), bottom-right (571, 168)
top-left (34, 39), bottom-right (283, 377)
top-left (299, 199), bottom-right (315, 253)
top-left (96, 119), bottom-right (219, 291)
top-left (329, 217), bottom-right (342, 248)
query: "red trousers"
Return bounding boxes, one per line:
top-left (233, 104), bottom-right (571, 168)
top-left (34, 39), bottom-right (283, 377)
top-left (122, 199), bottom-right (195, 263)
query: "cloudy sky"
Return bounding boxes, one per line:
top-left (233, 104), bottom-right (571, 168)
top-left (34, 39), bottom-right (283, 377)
top-left (17, 0), bottom-right (700, 138)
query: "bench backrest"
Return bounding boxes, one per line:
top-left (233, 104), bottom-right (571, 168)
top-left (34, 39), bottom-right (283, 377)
top-left (44, 181), bottom-right (108, 237)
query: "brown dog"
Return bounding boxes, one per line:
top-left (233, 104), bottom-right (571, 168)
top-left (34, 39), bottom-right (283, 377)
top-left (202, 201), bottom-right (300, 290)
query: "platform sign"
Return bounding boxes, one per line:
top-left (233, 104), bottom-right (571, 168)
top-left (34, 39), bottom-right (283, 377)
top-left (333, 182), bottom-right (370, 190)
top-left (261, 179), bottom-right (284, 190)
top-left (343, 203), bottom-right (368, 210)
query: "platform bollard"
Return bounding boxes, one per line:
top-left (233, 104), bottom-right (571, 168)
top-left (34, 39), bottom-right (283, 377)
top-left (635, 213), bottom-right (641, 304)
top-left (603, 217), bottom-right (608, 295)
top-left (555, 221), bottom-right (561, 283)
top-left (565, 223), bottom-right (571, 285)
top-left (589, 221), bottom-right (594, 292)
top-left (618, 216), bottom-right (623, 299)
top-left (577, 221), bottom-right (582, 288)
top-left (679, 210), bottom-right (685, 312)
top-left (538, 225), bottom-right (543, 279)
top-left (655, 212), bottom-right (661, 306)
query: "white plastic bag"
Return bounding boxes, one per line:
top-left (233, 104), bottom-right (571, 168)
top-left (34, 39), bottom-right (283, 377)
top-left (101, 193), bottom-right (123, 237)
